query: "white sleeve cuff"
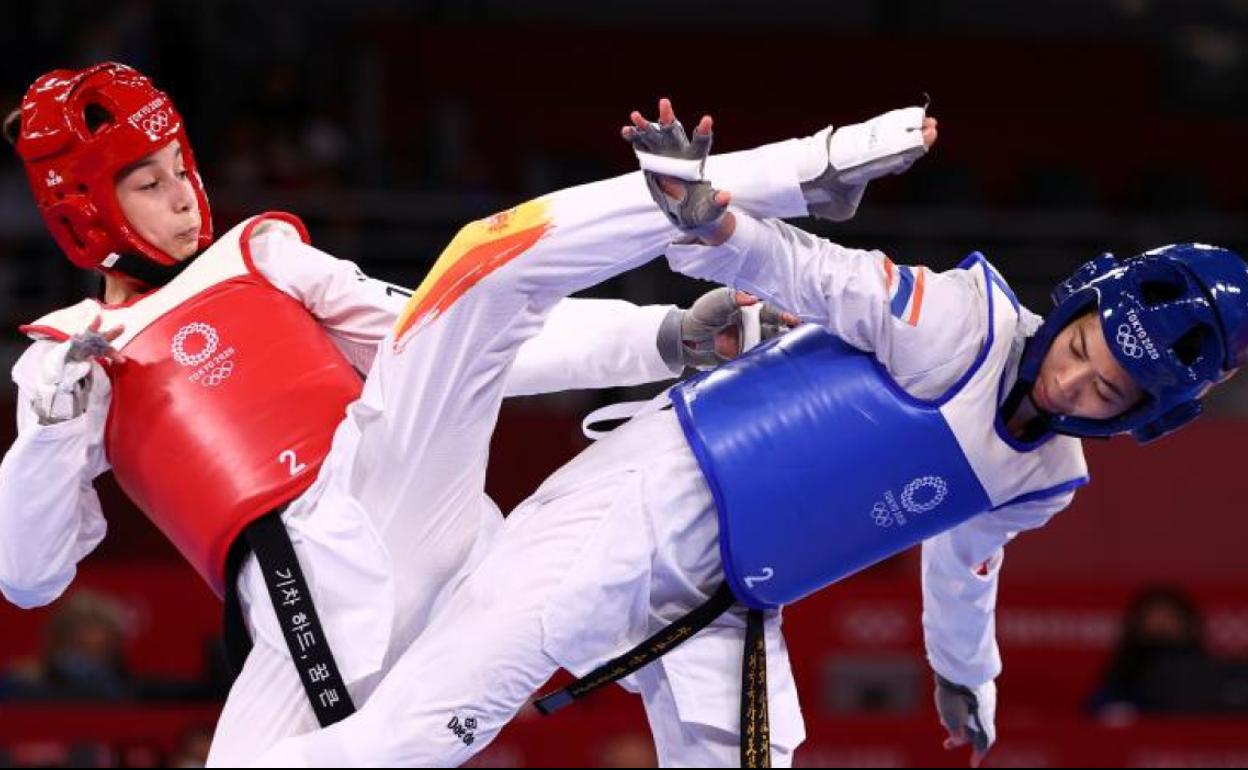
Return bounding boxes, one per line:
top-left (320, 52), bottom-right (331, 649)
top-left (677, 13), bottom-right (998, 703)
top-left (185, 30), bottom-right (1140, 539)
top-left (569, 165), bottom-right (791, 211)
top-left (704, 138), bottom-right (811, 220)
top-left (665, 211), bottom-right (770, 287)
top-left (626, 302), bottom-right (686, 379)
top-left (25, 410), bottom-right (94, 442)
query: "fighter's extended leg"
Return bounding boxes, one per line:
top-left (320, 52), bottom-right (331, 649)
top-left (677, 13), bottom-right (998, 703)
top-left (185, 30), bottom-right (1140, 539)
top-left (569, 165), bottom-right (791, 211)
top-left (254, 457), bottom-right (646, 767)
top-left (344, 110), bottom-right (809, 629)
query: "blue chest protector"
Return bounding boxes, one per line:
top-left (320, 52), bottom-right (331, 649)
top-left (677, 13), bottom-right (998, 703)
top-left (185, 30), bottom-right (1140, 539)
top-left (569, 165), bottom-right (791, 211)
top-left (672, 328), bottom-right (992, 609)
top-left (670, 255), bottom-right (1088, 610)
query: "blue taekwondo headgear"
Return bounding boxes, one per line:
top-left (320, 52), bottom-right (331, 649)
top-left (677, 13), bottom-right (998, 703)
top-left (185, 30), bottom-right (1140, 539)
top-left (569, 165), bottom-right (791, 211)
top-left (1017, 243), bottom-right (1248, 443)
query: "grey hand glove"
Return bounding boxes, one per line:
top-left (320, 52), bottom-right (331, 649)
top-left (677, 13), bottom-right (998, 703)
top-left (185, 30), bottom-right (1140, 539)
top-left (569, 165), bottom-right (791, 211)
top-left (658, 287), bottom-right (797, 371)
top-left (626, 115), bottom-right (727, 239)
top-left (934, 673), bottom-right (997, 767)
top-left (32, 330), bottom-right (112, 425)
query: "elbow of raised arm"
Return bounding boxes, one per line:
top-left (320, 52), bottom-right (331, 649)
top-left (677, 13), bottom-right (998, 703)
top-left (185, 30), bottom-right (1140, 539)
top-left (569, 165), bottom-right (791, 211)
top-left (0, 566), bottom-right (70, 609)
top-left (0, 517), bottom-right (76, 610)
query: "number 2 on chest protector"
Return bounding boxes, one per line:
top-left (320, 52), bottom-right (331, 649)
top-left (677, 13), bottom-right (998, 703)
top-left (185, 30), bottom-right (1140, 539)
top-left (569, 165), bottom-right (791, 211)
top-left (744, 567), bottom-right (775, 588)
top-left (279, 449), bottom-right (308, 476)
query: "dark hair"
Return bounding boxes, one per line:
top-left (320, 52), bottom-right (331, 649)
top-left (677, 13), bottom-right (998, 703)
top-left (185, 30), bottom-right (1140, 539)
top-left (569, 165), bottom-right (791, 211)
top-left (4, 99), bottom-right (114, 148)
top-left (83, 102), bottom-right (113, 134)
top-left (2, 108), bottom-right (19, 147)
top-left (1171, 326), bottom-right (1207, 367)
top-left (1121, 585), bottom-right (1204, 648)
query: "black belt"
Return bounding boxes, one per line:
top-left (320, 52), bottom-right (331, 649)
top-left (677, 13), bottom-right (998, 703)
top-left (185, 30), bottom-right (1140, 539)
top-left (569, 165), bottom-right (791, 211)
top-left (741, 606), bottom-right (771, 768)
top-left (533, 582), bottom-right (772, 767)
top-left (222, 509), bottom-right (357, 727)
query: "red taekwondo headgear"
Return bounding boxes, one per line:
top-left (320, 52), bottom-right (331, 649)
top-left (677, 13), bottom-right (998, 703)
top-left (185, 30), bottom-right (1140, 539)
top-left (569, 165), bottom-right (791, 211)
top-left (8, 62), bottom-right (212, 274)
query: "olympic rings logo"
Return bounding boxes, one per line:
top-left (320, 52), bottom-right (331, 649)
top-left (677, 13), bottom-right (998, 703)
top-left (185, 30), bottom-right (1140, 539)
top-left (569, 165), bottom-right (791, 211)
top-left (1116, 324), bottom-right (1145, 359)
top-left (171, 322), bottom-right (219, 367)
top-left (871, 502), bottom-right (893, 528)
top-left (870, 475), bottom-right (949, 528)
top-left (140, 110), bottom-right (171, 138)
top-left (200, 359), bottom-right (235, 387)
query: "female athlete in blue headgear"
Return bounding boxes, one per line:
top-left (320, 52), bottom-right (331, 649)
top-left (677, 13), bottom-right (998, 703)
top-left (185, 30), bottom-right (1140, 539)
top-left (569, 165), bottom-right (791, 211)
top-left (254, 100), bottom-right (1248, 769)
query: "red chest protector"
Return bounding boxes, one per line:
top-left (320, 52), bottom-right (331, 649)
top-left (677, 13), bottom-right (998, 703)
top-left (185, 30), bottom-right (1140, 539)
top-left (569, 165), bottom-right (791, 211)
top-left (22, 213), bottom-right (363, 596)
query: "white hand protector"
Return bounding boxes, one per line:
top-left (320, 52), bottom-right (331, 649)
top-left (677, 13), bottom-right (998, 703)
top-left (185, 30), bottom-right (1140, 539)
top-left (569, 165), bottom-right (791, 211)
top-left (934, 673), bottom-right (997, 766)
top-left (801, 103), bottom-right (929, 221)
top-left (31, 331), bottom-right (110, 425)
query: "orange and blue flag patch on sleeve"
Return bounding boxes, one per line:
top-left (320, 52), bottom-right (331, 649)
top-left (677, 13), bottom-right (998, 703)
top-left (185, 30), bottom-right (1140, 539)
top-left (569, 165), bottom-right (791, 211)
top-left (392, 199), bottom-right (553, 350)
top-left (882, 256), bottom-right (927, 326)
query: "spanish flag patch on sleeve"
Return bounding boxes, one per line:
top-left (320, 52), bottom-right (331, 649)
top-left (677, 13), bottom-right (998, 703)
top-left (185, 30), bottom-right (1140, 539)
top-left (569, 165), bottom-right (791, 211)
top-left (393, 199), bottom-right (553, 349)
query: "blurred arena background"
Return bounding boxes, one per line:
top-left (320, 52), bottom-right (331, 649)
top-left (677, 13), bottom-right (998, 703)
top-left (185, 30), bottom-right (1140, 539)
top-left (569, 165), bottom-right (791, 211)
top-left (2, 1), bottom-right (1247, 766)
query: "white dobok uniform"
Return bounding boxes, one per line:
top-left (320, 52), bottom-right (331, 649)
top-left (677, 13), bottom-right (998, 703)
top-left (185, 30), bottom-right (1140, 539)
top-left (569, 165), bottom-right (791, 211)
top-left (253, 214), bottom-right (1083, 766)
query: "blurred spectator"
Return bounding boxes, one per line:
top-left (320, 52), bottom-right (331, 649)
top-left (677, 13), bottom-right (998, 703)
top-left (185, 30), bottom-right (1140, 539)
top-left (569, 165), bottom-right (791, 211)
top-left (0, 590), bottom-right (136, 702)
top-left (1089, 586), bottom-right (1223, 716)
top-left (134, 635), bottom-right (234, 703)
top-left (169, 725), bottom-right (214, 768)
top-left (0, 590), bottom-right (228, 704)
